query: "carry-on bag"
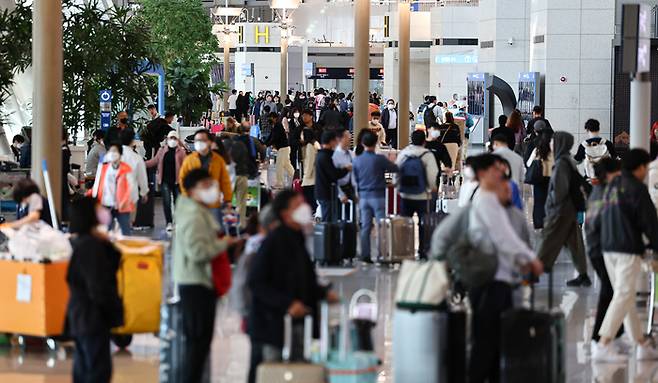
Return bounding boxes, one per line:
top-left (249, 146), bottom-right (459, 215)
top-left (320, 302), bottom-right (380, 383)
top-left (500, 273), bottom-right (565, 383)
top-left (377, 216), bottom-right (415, 263)
top-left (256, 315), bottom-right (327, 383)
top-left (314, 187), bottom-right (355, 265)
top-left (337, 201), bottom-right (357, 262)
top-left (421, 196), bottom-right (448, 258)
top-left (348, 289), bottom-right (378, 352)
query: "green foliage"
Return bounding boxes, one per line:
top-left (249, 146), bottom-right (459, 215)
top-left (62, 0), bottom-right (158, 140)
top-left (137, 0), bottom-right (219, 70)
top-left (166, 61), bottom-right (227, 125)
top-left (0, 0), bottom-right (32, 106)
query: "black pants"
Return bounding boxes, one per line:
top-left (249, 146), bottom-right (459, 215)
top-left (591, 255), bottom-right (624, 342)
top-left (179, 285), bottom-right (217, 383)
top-left (401, 198), bottom-right (428, 258)
top-left (302, 185), bottom-right (317, 213)
top-left (73, 332), bottom-right (112, 383)
top-left (469, 281), bottom-right (513, 383)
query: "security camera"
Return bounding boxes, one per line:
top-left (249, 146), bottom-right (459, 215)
top-left (508, 38), bottom-right (514, 46)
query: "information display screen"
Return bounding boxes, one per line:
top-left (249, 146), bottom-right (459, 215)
top-left (467, 73), bottom-right (486, 116)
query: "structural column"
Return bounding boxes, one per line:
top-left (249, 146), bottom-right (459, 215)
top-left (280, 34), bottom-right (288, 99)
top-left (32, 0), bottom-right (63, 214)
top-left (630, 72), bottom-right (651, 151)
top-left (397, 2), bottom-right (410, 148)
top-left (353, 0), bottom-right (370, 142)
top-left (223, 39), bottom-right (231, 111)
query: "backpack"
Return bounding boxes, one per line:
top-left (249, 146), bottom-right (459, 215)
top-left (582, 138), bottom-right (610, 179)
top-left (399, 151), bottom-right (430, 194)
top-left (423, 106), bottom-right (436, 127)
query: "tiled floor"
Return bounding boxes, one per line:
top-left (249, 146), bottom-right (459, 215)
top-left (2, 197), bottom-right (658, 382)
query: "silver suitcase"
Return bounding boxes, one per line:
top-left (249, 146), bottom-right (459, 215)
top-left (378, 216), bottom-right (415, 263)
top-left (393, 309), bottom-right (447, 383)
top-left (256, 316), bottom-right (327, 383)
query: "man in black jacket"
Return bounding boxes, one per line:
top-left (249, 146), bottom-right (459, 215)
top-left (536, 131), bottom-right (591, 287)
top-left (247, 190), bottom-right (338, 383)
top-left (591, 149), bottom-right (658, 362)
top-left (315, 130), bottom-right (351, 222)
top-left (489, 114), bottom-right (515, 151)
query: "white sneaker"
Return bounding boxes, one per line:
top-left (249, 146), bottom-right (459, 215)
top-left (166, 223), bottom-right (173, 232)
top-left (637, 344), bottom-right (658, 360)
top-left (592, 343), bottom-right (629, 363)
top-left (590, 340), bottom-right (601, 354)
top-left (613, 336), bottom-right (633, 354)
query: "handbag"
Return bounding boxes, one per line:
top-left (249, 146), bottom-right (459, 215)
top-left (395, 260), bottom-right (449, 310)
top-left (211, 252), bottom-right (232, 297)
top-left (524, 159), bottom-right (544, 185)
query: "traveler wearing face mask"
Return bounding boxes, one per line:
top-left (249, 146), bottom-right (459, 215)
top-left (89, 143), bottom-right (135, 235)
top-left (11, 134), bottom-right (25, 164)
top-left (247, 190), bottom-right (339, 383)
top-left (369, 111), bottom-right (387, 146)
top-left (86, 130), bottom-right (106, 177)
top-left (426, 123), bottom-right (453, 171)
top-left (104, 111), bottom-right (134, 149)
top-left (145, 131), bottom-right (187, 231)
top-left (173, 168), bottom-right (239, 383)
top-left (66, 197), bottom-right (124, 383)
top-left (179, 129), bottom-right (233, 225)
top-left (288, 108), bottom-right (303, 169)
top-left (381, 99), bottom-right (398, 148)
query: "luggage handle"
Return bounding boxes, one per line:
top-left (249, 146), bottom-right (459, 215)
top-left (349, 289), bottom-right (378, 321)
top-left (282, 314), bottom-right (313, 362)
top-left (320, 301), bottom-right (350, 362)
top-left (341, 200), bottom-right (354, 222)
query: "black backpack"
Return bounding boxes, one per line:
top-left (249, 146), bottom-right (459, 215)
top-left (423, 106), bottom-right (436, 126)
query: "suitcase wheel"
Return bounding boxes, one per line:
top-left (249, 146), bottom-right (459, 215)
top-left (111, 334), bottom-right (133, 349)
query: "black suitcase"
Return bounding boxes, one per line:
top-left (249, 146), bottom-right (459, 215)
top-left (500, 273), bottom-right (565, 383)
top-left (337, 201), bottom-right (357, 261)
top-left (447, 310), bottom-right (467, 383)
top-left (313, 222), bottom-right (341, 265)
top-left (133, 194), bottom-right (155, 228)
top-left (421, 198), bottom-right (448, 257)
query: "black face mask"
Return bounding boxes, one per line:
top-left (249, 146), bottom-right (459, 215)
top-left (119, 118), bottom-right (128, 124)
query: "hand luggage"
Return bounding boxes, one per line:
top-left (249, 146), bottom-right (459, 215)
top-left (159, 299), bottom-right (184, 383)
top-left (500, 273), bottom-right (565, 383)
top-left (348, 289), bottom-right (378, 352)
top-left (256, 315), bottom-right (327, 383)
top-left (133, 195), bottom-right (155, 228)
top-left (385, 183), bottom-right (400, 215)
top-left (337, 201), bottom-right (357, 261)
top-left (313, 190), bottom-right (355, 266)
top-left (421, 198), bottom-right (448, 257)
top-left (377, 216), bottom-right (414, 263)
top-left (320, 303), bottom-right (380, 383)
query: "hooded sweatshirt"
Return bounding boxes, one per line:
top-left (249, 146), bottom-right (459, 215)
top-left (544, 131), bottom-right (577, 218)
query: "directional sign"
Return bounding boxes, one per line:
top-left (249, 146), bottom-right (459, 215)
top-left (99, 90), bottom-right (112, 131)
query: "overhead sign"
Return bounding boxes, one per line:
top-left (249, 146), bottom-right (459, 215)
top-left (435, 54), bottom-right (478, 65)
top-left (304, 62), bottom-right (315, 77)
top-left (254, 26), bottom-right (270, 44)
top-left (622, 4), bottom-right (651, 74)
top-left (309, 67), bottom-right (384, 80)
top-left (99, 90), bottom-right (112, 131)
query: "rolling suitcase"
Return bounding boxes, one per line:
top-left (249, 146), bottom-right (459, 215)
top-left (256, 315), bottom-right (327, 383)
top-left (500, 273), bottom-right (565, 383)
top-left (377, 216), bottom-right (415, 263)
top-left (421, 198), bottom-right (448, 258)
top-left (337, 201), bottom-right (357, 261)
top-left (314, 189), bottom-right (355, 265)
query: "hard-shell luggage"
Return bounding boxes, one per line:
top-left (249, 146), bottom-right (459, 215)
top-left (257, 316), bottom-right (327, 383)
top-left (133, 194), bottom-right (155, 228)
top-left (421, 198), bottom-right (448, 257)
top-left (313, 191), bottom-right (356, 265)
top-left (159, 300), bottom-right (184, 383)
top-left (338, 202), bottom-right (357, 261)
top-left (500, 273), bottom-right (565, 383)
top-left (377, 216), bottom-right (415, 263)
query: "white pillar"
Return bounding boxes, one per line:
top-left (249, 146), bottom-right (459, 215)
top-left (630, 72), bottom-right (651, 151)
top-left (281, 35), bottom-right (288, 98)
top-left (32, 0), bottom-right (63, 214)
top-left (223, 39), bottom-right (231, 111)
top-left (353, 0), bottom-right (370, 141)
top-left (398, 2), bottom-right (410, 148)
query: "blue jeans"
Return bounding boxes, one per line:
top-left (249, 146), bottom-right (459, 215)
top-left (161, 183), bottom-right (179, 225)
top-left (318, 199), bottom-right (338, 223)
top-left (359, 197), bottom-right (386, 260)
top-left (109, 209), bottom-right (131, 236)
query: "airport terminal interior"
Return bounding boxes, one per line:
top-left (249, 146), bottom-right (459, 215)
top-left (2, 0), bottom-right (658, 382)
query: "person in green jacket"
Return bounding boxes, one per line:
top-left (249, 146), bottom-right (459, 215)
top-left (173, 168), bottom-right (239, 383)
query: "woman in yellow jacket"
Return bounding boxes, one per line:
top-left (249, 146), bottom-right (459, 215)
top-left (179, 129), bottom-right (233, 225)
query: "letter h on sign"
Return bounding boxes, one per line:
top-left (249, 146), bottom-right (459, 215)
top-left (254, 26), bottom-right (270, 44)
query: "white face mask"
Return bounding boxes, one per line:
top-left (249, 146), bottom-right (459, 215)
top-left (430, 130), bottom-right (441, 139)
top-left (291, 203), bottom-right (314, 227)
top-left (167, 139), bottom-right (178, 148)
top-left (106, 151), bottom-right (120, 163)
top-left (372, 119), bottom-right (379, 124)
top-left (196, 184), bottom-right (220, 205)
top-left (194, 141), bottom-right (208, 153)
top-left (387, 104), bottom-right (395, 110)
top-left (293, 112), bottom-right (300, 119)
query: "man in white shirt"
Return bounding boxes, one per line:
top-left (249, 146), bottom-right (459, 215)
top-left (381, 99), bottom-right (398, 148)
top-left (228, 89), bottom-right (238, 117)
top-left (491, 133), bottom-right (525, 186)
top-left (119, 129), bottom-right (149, 207)
top-left (467, 153), bottom-right (542, 383)
top-left (332, 129), bottom-right (357, 204)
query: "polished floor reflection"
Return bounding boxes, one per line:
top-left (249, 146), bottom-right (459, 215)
top-left (2, 201), bottom-right (658, 382)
